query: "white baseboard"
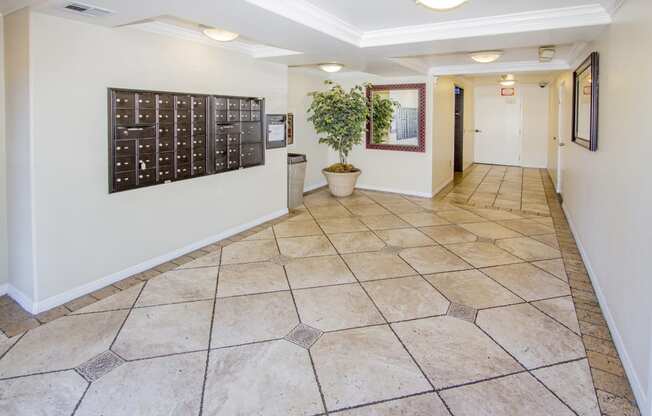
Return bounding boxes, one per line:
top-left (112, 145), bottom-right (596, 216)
top-left (10, 208), bottom-right (289, 315)
top-left (562, 202), bottom-right (649, 416)
top-left (0, 283), bottom-right (8, 297)
top-left (304, 180), bottom-right (327, 193)
top-left (355, 184), bottom-right (433, 199)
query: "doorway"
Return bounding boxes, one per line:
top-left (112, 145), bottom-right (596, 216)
top-left (474, 85), bottom-right (522, 166)
top-left (454, 86), bottom-right (464, 172)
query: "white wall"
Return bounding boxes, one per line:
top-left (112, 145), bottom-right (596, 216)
top-left (287, 68), bottom-right (330, 191)
top-left (4, 9), bottom-right (35, 301)
top-left (0, 15), bottom-right (8, 291)
top-left (9, 12), bottom-right (289, 311)
top-left (432, 77), bottom-right (455, 194)
top-left (329, 74), bottom-right (434, 197)
top-left (556, 0), bottom-right (652, 412)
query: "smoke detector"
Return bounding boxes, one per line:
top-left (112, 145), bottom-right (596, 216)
top-left (539, 46), bottom-right (556, 62)
top-left (63, 2), bottom-right (113, 17)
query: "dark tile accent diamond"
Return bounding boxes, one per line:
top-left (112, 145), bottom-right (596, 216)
top-left (284, 323), bottom-right (322, 349)
top-left (76, 350), bottom-right (125, 382)
top-left (448, 303), bottom-right (477, 323)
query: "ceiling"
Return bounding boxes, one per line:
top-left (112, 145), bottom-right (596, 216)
top-left (3, 0), bottom-right (625, 77)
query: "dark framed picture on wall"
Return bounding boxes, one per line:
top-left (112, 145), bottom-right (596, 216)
top-left (287, 113), bottom-right (294, 145)
top-left (572, 52), bottom-right (599, 151)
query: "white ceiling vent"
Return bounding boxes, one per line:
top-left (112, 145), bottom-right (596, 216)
top-left (63, 2), bottom-right (113, 17)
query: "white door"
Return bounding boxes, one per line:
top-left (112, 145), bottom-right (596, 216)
top-left (474, 86), bottom-right (522, 166)
top-left (556, 82), bottom-right (565, 193)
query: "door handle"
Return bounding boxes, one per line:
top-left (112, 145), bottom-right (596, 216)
top-left (475, 129), bottom-right (482, 133)
top-left (559, 143), bottom-right (566, 147)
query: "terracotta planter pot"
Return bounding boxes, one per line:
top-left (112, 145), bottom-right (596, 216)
top-left (322, 169), bottom-right (361, 197)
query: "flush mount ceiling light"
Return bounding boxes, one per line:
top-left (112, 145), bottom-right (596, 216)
top-left (499, 74), bottom-right (516, 87)
top-left (319, 63), bottom-right (344, 73)
top-left (416, 0), bottom-right (469, 11)
top-left (203, 28), bottom-right (239, 42)
top-left (470, 50), bottom-right (503, 63)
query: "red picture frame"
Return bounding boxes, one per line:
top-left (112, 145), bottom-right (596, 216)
top-left (366, 83), bottom-right (426, 153)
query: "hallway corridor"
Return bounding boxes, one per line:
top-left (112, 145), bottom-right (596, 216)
top-left (0, 168), bottom-right (639, 415)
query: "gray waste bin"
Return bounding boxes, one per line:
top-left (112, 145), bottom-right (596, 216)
top-left (288, 153), bottom-right (307, 209)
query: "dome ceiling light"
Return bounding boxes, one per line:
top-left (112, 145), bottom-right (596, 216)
top-left (203, 28), bottom-right (240, 42)
top-left (470, 50), bottom-right (503, 63)
top-left (416, 0), bottom-right (470, 11)
top-left (319, 63), bottom-right (344, 73)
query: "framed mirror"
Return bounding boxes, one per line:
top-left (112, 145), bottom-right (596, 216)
top-left (366, 83), bottom-right (426, 152)
top-left (572, 52), bottom-right (599, 151)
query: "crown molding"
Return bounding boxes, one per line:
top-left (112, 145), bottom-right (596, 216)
top-left (132, 21), bottom-right (302, 59)
top-left (605, 0), bottom-right (627, 15)
top-left (568, 41), bottom-right (592, 69)
top-left (244, 0), bottom-right (362, 46)
top-left (361, 5), bottom-right (612, 47)
top-left (243, 1), bottom-right (611, 49)
top-left (428, 60), bottom-right (570, 76)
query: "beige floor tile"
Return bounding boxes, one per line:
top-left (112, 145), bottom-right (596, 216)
top-left (212, 292), bottom-right (298, 348)
top-left (113, 301), bottom-right (212, 360)
top-left (0, 334), bottom-right (20, 357)
top-left (217, 262), bottom-right (288, 297)
top-left (532, 258), bottom-right (568, 281)
top-left (427, 269), bottom-right (523, 309)
top-left (532, 359), bottom-right (600, 416)
top-left (203, 341), bottom-right (323, 416)
top-left (532, 296), bottom-right (581, 334)
top-left (362, 276), bottom-right (449, 322)
top-left (366, 193), bottom-right (408, 204)
top-left (495, 237), bottom-right (561, 261)
top-left (75, 283), bottom-right (144, 314)
top-left (471, 208), bottom-right (522, 221)
top-left (493, 199), bottom-right (522, 210)
top-left (419, 225), bottom-right (478, 244)
top-left (415, 199), bottom-right (460, 211)
top-left (531, 233), bottom-right (561, 249)
top-left (337, 194), bottom-right (376, 207)
top-left (400, 246), bottom-right (472, 274)
top-left (243, 227), bottom-right (275, 240)
top-left (294, 284), bottom-right (384, 331)
top-left (382, 202), bottom-right (425, 214)
top-left (221, 240), bottom-right (279, 264)
top-left (137, 267), bottom-right (218, 306)
top-left (285, 255), bottom-right (356, 289)
top-left (481, 263), bottom-right (570, 301)
top-left (76, 352), bottom-right (205, 416)
top-left (459, 222), bottom-right (522, 240)
top-left (440, 373), bottom-right (575, 416)
top-left (437, 210), bottom-right (486, 224)
top-left (339, 393), bottom-right (450, 416)
top-left (359, 214), bottom-right (411, 230)
top-left (277, 235), bottom-right (337, 258)
top-left (397, 212), bottom-right (450, 227)
top-left (374, 228), bottom-right (436, 248)
top-left (317, 217), bottom-right (369, 234)
top-left (498, 219), bottom-right (555, 235)
top-left (445, 242), bottom-right (522, 268)
top-left (532, 216), bottom-right (555, 227)
top-left (347, 204), bottom-right (392, 217)
top-left (476, 303), bottom-right (585, 368)
top-left (273, 219), bottom-right (323, 238)
top-left (308, 205), bottom-right (353, 219)
top-left (329, 231), bottom-right (386, 254)
top-left (312, 325), bottom-right (431, 411)
top-left (0, 311), bottom-right (127, 378)
top-left (0, 371), bottom-right (87, 416)
top-left (177, 250), bottom-right (222, 269)
top-left (393, 316), bottom-right (522, 389)
top-left (343, 252), bottom-right (416, 281)
top-left (338, 393), bottom-right (449, 416)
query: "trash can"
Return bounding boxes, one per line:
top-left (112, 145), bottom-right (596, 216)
top-left (288, 153), bottom-right (307, 209)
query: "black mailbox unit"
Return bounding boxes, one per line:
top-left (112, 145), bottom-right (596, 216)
top-left (108, 88), bottom-right (265, 193)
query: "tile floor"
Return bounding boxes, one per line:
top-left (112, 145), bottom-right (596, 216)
top-left (0, 166), bottom-right (640, 415)
top-left (442, 164), bottom-right (551, 215)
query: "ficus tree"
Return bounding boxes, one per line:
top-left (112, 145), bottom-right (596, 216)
top-left (371, 93), bottom-right (398, 144)
top-left (307, 81), bottom-right (369, 170)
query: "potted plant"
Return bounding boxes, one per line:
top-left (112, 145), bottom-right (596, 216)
top-left (307, 81), bottom-right (369, 197)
